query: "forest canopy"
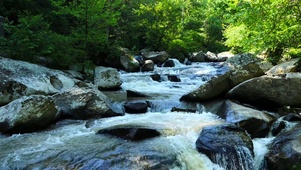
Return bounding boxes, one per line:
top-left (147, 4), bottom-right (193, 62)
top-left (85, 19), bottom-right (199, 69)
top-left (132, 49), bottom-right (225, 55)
top-left (0, 0), bottom-right (300, 68)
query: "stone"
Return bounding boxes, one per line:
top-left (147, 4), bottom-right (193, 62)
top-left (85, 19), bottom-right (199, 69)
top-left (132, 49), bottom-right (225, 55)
top-left (120, 54), bottom-right (140, 72)
top-left (141, 60), bottom-right (154, 72)
top-left (142, 51), bottom-right (169, 65)
top-left (0, 95), bottom-right (59, 133)
top-left (180, 67), bottom-right (232, 101)
top-left (189, 51), bottom-right (206, 62)
top-left (94, 66), bottom-right (122, 90)
top-left (226, 73), bottom-right (301, 108)
top-left (265, 125), bottom-right (301, 170)
top-left (162, 59), bottom-right (175, 67)
top-left (124, 100), bottom-right (149, 114)
top-left (196, 124), bottom-right (254, 170)
top-left (53, 88), bottom-right (123, 119)
top-left (0, 57), bottom-right (76, 106)
top-left (217, 100), bottom-right (276, 138)
top-left (266, 58), bottom-right (300, 76)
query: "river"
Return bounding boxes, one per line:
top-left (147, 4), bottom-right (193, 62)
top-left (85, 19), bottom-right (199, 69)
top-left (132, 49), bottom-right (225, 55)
top-left (0, 60), bottom-right (271, 169)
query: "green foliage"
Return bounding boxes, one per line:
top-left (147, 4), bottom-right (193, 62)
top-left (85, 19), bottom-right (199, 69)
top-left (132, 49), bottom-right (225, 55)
top-left (222, 0), bottom-right (301, 61)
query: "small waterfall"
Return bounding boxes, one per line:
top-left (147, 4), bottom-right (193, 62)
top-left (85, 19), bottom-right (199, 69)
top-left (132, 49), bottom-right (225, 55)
top-left (253, 137), bottom-right (274, 170)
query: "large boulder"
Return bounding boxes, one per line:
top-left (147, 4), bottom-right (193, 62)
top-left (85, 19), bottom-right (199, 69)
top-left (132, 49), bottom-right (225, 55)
top-left (0, 95), bottom-right (59, 133)
top-left (120, 54), bottom-right (140, 72)
top-left (53, 88), bottom-right (124, 119)
top-left (226, 73), bottom-right (301, 108)
top-left (142, 51), bottom-right (169, 65)
top-left (224, 53), bottom-right (273, 86)
top-left (0, 57), bottom-right (76, 106)
top-left (180, 67), bottom-right (232, 101)
top-left (196, 124), bottom-right (254, 170)
top-left (217, 100), bottom-right (276, 138)
top-left (266, 58), bottom-right (300, 76)
top-left (94, 66), bottom-right (122, 90)
top-left (265, 125), bottom-right (301, 170)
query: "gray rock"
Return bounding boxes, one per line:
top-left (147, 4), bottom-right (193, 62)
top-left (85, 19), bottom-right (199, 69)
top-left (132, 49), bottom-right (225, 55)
top-left (53, 88), bottom-right (123, 119)
top-left (0, 95), bottom-right (59, 133)
top-left (141, 60), bottom-right (154, 72)
top-left (0, 57), bottom-right (76, 106)
top-left (226, 73), bottom-right (301, 108)
top-left (224, 53), bottom-right (273, 86)
top-left (120, 55), bottom-right (140, 72)
top-left (180, 67), bottom-right (232, 101)
top-left (94, 66), bottom-right (122, 90)
top-left (217, 100), bottom-right (276, 138)
top-left (143, 51), bottom-right (169, 65)
top-left (189, 51), bottom-right (206, 62)
top-left (266, 58), bottom-right (299, 76)
top-left (205, 51), bottom-right (219, 62)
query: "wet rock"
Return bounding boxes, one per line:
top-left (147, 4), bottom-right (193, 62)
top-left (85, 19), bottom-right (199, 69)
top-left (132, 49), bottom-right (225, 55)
top-left (120, 54), bottom-right (140, 72)
top-left (53, 88), bottom-right (124, 119)
top-left (124, 100), bottom-right (149, 114)
top-left (141, 60), bottom-right (154, 72)
top-left (196, 124), bottom-right (254, 170)
top-left (142, 51), bottom-right (169, 65)
top-left (98, 127), bottom-right (160, 141)
top-left (150, 74), bottom-right (161, 82)
top-left (163, 59), bottom-right (175, 67)
top-left (0, 57), bottom-right (76, 106)
top-left (270, 121), bottom-right (286, 136)
top-left (266, 58), bottom-right (300, 76)
top-left (126, 90), bottom-right (148, 97)
top-left (265, 125), bottom-right (301, 170)
top-left (180, 68), bottom-right (232, 101)
top-left (217, 100), bottom-right (276, 138)
top-left (167, 75), bottom-right (181, 82)
top-left (0, 95), bottom-right (59, 133)
top-left (94, 66), bottom-right (122, 90)
top-left (226, 73), bottom-right (301, 109)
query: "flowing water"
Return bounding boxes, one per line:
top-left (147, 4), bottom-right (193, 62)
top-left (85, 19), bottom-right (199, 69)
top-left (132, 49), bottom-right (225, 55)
top-left (0, 60), bottom-right (271, 169)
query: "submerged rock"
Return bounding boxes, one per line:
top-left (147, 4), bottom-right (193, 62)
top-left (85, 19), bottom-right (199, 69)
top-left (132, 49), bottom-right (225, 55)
top-left (196, 124), bottom-right (254, 170)
top-left (98, 126), bottom-right (160, 141)
top-left (53, 88), bottom-right (123, 119)
top-left (0, 95), bottom-right (59, 133)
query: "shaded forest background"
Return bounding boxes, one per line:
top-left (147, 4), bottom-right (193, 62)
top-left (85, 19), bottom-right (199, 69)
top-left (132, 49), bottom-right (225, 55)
top-left (0, 0), bottom-right (300, 70)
